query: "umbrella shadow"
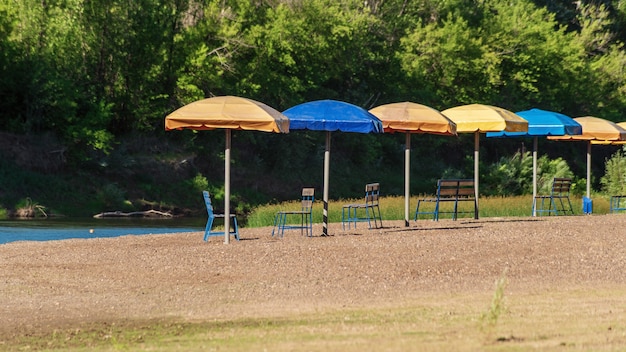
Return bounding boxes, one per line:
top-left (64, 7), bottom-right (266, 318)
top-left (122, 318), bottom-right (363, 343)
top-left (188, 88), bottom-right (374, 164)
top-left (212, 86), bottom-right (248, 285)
top-left (382, 225), bottom-right (483, 234)
top-left (457, 218), bottom-right (544, 225)
top-left (237, 237), bottom-right (260, 241)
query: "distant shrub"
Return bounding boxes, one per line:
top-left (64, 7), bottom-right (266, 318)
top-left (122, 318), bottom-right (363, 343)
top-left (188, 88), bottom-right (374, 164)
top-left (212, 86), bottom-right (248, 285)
top-left (536, 155), bottom-right (575, 194)
top-left (601, 147), bottom-right (626, 195)
top-left (97, 183), bottom-right (127, 210)
top-left (482, 151), bottom-right (574, 196)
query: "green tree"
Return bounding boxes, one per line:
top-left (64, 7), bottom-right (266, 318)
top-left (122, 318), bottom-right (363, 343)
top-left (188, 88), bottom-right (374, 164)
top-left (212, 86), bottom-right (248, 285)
top-left (398, 11), bottom-right (495, 106)
top-left (479, 0), bottom-right (588, 111)
top-left (397, 0), bottom-right (590, 111)
top-left (235, 0), bottom-right (386, 108)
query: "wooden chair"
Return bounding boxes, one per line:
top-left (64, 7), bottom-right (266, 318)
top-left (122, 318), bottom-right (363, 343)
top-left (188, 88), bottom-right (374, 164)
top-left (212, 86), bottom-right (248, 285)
top-left (341, 183), bottom-right (383, 229)
top-left (533, 178), bottom-right (574, 216)
top-left (272, 188), bottom-right (315, 237)
top-left (202, 191), bottom-right (239, 241)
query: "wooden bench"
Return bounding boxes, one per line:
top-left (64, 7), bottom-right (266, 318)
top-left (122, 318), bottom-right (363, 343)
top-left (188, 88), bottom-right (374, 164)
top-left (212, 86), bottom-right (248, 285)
top-left (532, 177), bottom-right (574, 216)
top-left (610, 195), bottom-right (626, 213)
top-left (414, 179), bottom-right (478, 221)
top-left (341, 183), bottom-right (383, 229)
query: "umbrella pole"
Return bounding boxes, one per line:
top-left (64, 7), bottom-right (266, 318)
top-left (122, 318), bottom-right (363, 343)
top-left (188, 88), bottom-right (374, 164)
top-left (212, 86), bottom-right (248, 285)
top-left (474, 131), bottom-right (479, 219)
top-left (533, 136), bottom-right (538, 217)
top-left (224, 129), bottom-right (231, 244)
top-left (322, 131), bottom-right (331, 236)
top-left (587, 141), bottom-right (592, 199)
top-left (404, 133), bottom-right (411, 227)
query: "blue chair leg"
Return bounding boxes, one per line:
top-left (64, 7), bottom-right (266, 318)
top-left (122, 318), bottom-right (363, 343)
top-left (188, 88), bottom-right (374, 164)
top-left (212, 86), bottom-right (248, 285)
top-left (232, 216), bottom-right (239, 241)
top-left (280, 213), bottom-right (287, 237)
top-left (272, 213), bottom-right (280, 237)
top-left (204, 218), bottom-right (214, 241)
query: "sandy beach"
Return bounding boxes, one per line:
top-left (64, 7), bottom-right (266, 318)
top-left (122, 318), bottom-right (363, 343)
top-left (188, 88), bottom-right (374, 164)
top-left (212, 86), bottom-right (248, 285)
top-left (1, 215), bottom-right (626, 341)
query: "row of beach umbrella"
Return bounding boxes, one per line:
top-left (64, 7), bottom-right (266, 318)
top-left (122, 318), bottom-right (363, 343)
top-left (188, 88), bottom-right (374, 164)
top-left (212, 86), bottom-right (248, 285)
top-left (165, 96), bottom-right (626, 243)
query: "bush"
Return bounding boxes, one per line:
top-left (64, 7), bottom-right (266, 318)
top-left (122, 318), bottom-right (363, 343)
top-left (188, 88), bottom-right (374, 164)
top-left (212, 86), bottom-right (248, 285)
top-left (482, 151), bottom-right (574, 196)
top-left (601, 146), bottom-right (626, 195)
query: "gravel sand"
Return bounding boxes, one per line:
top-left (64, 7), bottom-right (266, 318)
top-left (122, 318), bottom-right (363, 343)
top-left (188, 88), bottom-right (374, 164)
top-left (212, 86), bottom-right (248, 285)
top-left (1, 215), bottom-right (625, 338)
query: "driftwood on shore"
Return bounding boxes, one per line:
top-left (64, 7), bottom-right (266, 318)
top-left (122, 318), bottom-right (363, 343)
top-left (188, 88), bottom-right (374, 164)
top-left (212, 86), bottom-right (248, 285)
top-left (93, 210), bottom-right (173, 218)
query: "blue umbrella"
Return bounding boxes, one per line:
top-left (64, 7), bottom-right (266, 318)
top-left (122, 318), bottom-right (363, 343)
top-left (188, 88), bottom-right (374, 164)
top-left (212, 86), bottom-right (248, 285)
top-left (486, 108), bottom-right (582, 215)
top-left (283, 100), bottom-right (384, 236)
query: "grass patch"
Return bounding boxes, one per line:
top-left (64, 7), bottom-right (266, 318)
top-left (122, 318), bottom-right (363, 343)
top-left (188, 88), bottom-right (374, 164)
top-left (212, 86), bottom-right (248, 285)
top-left (246, 194), bottom-right (614, 228)
top-left (480, 269), bottom-right (509, 342)
top-left (4, 288), bottom-right (626, 351)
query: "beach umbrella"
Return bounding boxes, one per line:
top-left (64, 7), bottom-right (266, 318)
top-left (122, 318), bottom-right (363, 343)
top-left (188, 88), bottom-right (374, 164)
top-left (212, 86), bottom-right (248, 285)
top-left (283, 100), bottom-right (384, 236)
top-left (441, 104), bottom-right (528, 215)
top-left (590, 122), bottom-right (626, 145)
top-left (369, 102), bottom-right (457, 227)
top-left (486, 108), bottom-right (582, 216)
top-left (548, 116), bottom-right (626, 198)
top-left (165, 96), bottom-right (289, 244)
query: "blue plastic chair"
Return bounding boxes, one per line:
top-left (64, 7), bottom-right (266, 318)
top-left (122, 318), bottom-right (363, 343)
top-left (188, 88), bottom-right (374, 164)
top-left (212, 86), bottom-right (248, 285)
top-left (272, 188), bottom-right (315, 237)
top-left (202, 191), bottom-right (239, 241)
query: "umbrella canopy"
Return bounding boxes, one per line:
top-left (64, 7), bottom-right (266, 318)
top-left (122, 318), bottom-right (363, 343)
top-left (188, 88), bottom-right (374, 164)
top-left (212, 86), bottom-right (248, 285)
top-left (369, 102), bottom-right (457, 226)
top-left (441, 104), bottom-right (528, 133)
top-left (166, 96), bottom-right (289, 243)
top-left (283, 100), bottom-right (384, 236)
top-left (286, 100), bottom-right (383, 133)
top-left (165, 95), bottom-right (289, 132)
top-left (486, 108), bottom-right (582, 215)
top-left (549, 116), bottom-right (626, 142)
top-left (486, 108), bottom-right (582, 137)
top-left (548, 116), bottom-right (626, 198)
top-left (369, 102), bottom-right (457, 135)
top-left (441, 104), bottom-right (529, 215)
top-left (590, 122), bottom-right (626, 145)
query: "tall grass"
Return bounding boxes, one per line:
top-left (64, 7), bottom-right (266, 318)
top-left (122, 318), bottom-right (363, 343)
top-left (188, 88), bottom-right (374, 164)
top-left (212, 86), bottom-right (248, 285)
top-left (245, 194), bottom-right (614, 228)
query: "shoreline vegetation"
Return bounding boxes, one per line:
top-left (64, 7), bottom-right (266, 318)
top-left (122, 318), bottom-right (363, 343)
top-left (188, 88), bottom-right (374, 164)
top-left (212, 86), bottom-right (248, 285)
top-left (3, 194), bottom-right (616, 225)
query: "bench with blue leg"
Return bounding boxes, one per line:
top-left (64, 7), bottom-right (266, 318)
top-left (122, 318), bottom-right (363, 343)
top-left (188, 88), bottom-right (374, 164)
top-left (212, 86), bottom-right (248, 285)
top-left (272, 188), bottom-right (315, 238)
top-left (532, 178), bottom-right (574, 216)
top-left (415, 179), bottom-right (477, 221)
top-left (610, 195), bottom-right (626, 213)
top-left (341, 183), bottom-right (383, 229)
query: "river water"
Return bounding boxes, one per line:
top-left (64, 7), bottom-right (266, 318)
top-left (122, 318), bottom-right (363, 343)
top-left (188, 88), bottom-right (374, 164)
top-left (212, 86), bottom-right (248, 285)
top-left (0, 218), bottom-right (206, 244)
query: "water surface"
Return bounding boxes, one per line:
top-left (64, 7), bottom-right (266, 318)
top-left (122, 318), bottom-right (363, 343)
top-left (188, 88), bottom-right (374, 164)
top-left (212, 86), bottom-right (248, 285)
top-left (0, 218), bottom-right (205, 244)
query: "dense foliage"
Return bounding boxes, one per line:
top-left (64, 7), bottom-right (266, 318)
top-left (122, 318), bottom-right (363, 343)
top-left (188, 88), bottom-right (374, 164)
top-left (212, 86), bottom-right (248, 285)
top-left (601, 146), bottom-right (626, 195)
top-left (1, 0), bottom-right (626, 216)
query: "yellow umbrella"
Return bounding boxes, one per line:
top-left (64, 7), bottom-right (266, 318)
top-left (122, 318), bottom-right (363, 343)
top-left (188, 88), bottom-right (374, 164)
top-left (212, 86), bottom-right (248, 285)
top-left (441, 104), bottom-right (528, 215)
top-left (165, 96), bottom-right (289, 243)
top-left (369, 102), bottom-right (457, 226)
top-left (589, 122), bottom-right (626, 145)
top-left (548, 116), bottom-right (626, 198)
top-left (165, 96), bottom-right (289, 132)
